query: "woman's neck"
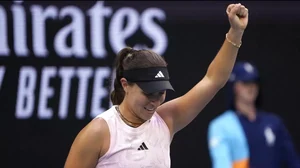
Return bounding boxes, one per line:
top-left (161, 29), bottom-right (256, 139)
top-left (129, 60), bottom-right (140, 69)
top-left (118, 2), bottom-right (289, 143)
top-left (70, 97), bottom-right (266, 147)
top-left (117, 104), bottom-right (146, 128)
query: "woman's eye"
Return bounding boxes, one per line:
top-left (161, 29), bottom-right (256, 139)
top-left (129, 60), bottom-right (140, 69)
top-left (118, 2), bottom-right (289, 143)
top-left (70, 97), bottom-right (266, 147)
top-left (158, 91), bottom-right (165, 95)
top-left (144, 93), bottom-right (154, 98)
top-left (143, 91), bottom-right (165, 99)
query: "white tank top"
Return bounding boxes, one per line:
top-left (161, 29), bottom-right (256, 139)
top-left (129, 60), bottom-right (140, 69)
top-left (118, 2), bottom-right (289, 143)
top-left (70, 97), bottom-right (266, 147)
top-left (95, 105), bottom-right (171, 168)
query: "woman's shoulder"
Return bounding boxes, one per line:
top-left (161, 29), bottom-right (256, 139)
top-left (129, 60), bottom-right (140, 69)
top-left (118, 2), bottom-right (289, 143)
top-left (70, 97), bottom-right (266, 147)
top-left (77, 117), bottom-right (109, 144)
top-left (75, 107), bottom-right (116, 145)
top-left (94, 105), bottom-right (117, 120)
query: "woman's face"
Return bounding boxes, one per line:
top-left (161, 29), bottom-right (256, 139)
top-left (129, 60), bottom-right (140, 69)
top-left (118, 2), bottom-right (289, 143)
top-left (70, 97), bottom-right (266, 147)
top-left (121, 79), bottom-right (166, 121)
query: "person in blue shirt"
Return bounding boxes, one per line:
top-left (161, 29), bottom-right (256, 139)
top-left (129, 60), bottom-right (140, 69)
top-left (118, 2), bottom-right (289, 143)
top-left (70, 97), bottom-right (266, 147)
top-left (207, 61), bottom-right (300, 168)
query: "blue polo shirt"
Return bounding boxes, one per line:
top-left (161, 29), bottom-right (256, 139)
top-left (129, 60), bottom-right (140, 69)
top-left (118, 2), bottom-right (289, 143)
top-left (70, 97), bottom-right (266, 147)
top-left (208, 110), bottom-right (300, 168)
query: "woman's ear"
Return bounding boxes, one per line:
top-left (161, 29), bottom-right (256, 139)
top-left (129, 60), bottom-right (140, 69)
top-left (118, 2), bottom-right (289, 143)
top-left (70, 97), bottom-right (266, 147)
top-left (120, 77), bottom-right (129, 92)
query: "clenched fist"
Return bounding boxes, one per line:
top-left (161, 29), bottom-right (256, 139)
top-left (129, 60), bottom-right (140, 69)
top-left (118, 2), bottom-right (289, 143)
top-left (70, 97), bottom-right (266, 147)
top-left (226, 3), bottom-right (249, 31)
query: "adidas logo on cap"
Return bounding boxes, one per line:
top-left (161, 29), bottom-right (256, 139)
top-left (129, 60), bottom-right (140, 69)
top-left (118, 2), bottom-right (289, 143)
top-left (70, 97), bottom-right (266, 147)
top-left (155, 71), bottom-right (165, 78)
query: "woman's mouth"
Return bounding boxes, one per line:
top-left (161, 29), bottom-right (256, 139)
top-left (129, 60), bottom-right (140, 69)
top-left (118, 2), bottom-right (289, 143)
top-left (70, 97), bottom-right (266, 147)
top-left (144, 106), bottom-right (156, 112)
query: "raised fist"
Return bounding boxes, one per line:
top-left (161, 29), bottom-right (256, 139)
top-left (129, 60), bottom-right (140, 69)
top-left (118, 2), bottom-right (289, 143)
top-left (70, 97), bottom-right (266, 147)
top-left (226, 3), bottom-right (249, 31)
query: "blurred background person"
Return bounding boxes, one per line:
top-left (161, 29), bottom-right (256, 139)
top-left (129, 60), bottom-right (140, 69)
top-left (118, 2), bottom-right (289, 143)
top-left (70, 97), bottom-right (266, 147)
top-left (207, 61), bottom-right (300, 168)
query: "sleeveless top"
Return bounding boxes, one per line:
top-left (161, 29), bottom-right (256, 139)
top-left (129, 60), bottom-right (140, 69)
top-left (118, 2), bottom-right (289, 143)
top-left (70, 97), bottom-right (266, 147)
top-left (95, 105), bottom-right (171, 168)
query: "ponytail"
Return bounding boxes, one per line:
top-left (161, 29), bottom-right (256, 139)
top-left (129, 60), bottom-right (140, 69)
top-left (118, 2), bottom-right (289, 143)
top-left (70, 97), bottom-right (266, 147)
top-left (110, 47), bottom-right (133, 105)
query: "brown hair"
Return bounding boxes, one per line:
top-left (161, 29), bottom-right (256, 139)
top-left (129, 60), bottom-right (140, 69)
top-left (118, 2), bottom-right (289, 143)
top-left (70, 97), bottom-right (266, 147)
top-left (110, 47), bottom-right (167, 105)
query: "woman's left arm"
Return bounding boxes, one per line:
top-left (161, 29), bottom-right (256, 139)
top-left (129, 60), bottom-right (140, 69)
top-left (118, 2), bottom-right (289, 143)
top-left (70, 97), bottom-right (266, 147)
top-left (158, 3), bottom-right (249, 134)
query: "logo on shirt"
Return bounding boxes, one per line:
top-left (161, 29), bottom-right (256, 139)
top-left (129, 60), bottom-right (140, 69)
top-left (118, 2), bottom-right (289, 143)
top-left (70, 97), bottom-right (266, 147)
top-left (209, 137), bottom-right (220, 148)
top-left (137, 142), bottom-right (149, 150)
top-left (264, 127), bottom-right (276, 146)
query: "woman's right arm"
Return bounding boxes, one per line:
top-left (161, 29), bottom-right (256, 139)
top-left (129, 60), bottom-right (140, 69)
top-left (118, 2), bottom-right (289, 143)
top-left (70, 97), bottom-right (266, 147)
top-left (64, 118), bottom-right (109, 168)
